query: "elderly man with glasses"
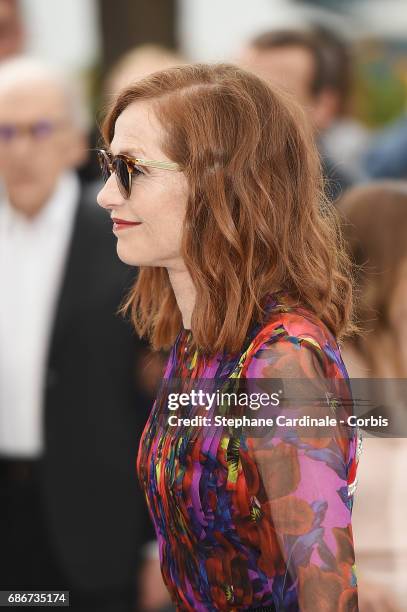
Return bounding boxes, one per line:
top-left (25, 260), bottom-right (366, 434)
top-left (0, 57), bottom-right (158, 612)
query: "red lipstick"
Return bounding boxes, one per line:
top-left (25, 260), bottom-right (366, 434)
top-left (111, 217), bottom-right (142, 232)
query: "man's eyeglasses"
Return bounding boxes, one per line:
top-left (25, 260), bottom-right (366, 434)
top-left (0, 120), bottom-right (67, 142)
top-left (96, 148), bottom-right (181, 199)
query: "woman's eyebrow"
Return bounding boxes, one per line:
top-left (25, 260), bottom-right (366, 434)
top-left (108, 144), bottom-right (149, 158)
top-left (121, 147), bottom-right (149, 159)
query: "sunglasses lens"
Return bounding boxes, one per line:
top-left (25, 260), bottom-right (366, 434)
top-left (113, 157), bottom-right (131, 198)
top-left (97, 151), bottom-right (111, 184)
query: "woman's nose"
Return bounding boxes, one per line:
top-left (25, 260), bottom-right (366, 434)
top-left (96, 173), bottom-right (123, 210)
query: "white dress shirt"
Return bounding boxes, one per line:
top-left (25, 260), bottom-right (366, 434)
top-left (0, 171), bottom-right (79, 457)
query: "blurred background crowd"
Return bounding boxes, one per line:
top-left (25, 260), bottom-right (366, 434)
top-left (1, 0), bottom-right (407, 610)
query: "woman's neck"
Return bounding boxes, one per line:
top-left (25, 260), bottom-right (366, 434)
top-left (167, 267), bottom-right (196, 330)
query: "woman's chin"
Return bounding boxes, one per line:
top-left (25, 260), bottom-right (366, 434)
top-left (115, 245), bottom-right (154, 267)
top-left (116, 244), bottom-right (140, 266)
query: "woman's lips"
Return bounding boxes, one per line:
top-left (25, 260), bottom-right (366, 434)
top-left (111, 217), bottom-right (142, 232)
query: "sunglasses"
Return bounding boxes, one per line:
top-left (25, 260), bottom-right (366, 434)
top-left (96, 148), bottom-right (181, 199)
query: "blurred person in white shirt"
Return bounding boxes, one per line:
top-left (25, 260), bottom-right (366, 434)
top-left (0, 59), bottom-right (88, 457)
top-left (0, 57), bottom-right (156, 612)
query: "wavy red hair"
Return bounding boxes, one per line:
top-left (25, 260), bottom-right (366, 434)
top-left (102, 63), bottom-right (353, 354)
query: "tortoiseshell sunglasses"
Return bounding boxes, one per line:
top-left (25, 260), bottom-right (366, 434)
top-left (96, 148), bottom-right (181, 199)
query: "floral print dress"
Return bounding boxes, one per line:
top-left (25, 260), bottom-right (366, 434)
top-left (137, 293), bottom-right (361, 611)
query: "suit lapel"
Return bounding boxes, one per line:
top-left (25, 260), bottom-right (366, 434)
top-left (47, 190), bottom-right (94, 365)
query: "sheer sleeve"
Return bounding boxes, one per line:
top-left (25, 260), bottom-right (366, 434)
top-left (237, 330), bottom-right (359, 611)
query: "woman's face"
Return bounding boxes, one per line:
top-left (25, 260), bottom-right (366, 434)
top-left (97, 100), bottom-right (189, 269)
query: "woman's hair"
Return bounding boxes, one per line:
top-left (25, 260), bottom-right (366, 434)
top-left (338, 181), bottom-right (407, 374)
top-left (102, 63), bottom-right (353, 354)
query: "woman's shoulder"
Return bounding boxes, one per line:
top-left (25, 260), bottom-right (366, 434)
top-left (240, 297), bottom-right (347, 379)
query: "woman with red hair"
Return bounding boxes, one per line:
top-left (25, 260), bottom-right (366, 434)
top-left (97, 63), bottom-right (360, 611)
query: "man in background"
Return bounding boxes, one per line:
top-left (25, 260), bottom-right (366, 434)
top-left (238, 29), bottom-right (354, 201)
top-left (0, 57), bottom-right (155, 611)
top-left (312, 25), bottom-right (370, 182)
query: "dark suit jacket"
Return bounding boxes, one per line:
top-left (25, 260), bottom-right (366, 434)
top-left (42, 182), bottom-right (155, 591)
top-left (319, 143), bottom-right (353, 203)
